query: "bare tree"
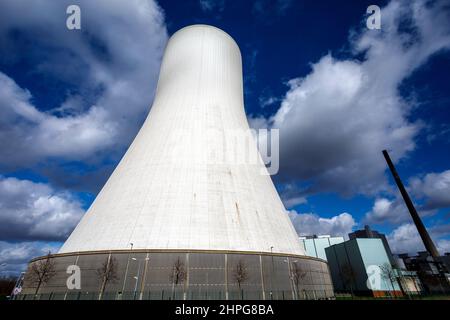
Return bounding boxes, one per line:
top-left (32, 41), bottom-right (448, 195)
top-left (233, 260), bottom-right (249, 299)
top-left (169, 257), bottom-right (187, 286)
top-left (24, 252), bottom-right (56, 296)
top-left (169, 257), bottom-right (187, 299)
top-left (340, 264), bottom-right (356, 298)
top-left (96, 255), bottom-right (119, 300)
top-left (291, 262), bottom-right (307, 299)
top-left (379, 263), bottom-right (398, 298)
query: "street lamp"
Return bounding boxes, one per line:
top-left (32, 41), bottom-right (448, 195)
top-left (132, 257), bottom-right (149, 300)
top-left (121, 242), bottom-right (134, 297)
top-left (284, 259), bottom-right (298, 299)
top-left (270, 246), bottom-right (274, 299)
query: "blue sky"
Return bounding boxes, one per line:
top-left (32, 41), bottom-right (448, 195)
top-left (0, 0), bottom-right (449, 275)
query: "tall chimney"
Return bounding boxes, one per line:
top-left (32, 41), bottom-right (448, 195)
top-left (382, 150), bottom-right (440, 258)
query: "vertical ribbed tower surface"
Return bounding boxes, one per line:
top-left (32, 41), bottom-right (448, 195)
top-left (59, 25), bottom-right (305, 256)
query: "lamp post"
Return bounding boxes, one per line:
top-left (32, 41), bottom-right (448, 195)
top-left (133, 257), bottom-right (140, 300)
top-left (171, 263), bottom-right (176, 300)
top-left (121, 242), bottom-right (134, 297)
top-left (132, 257), bottom-right (149, 300)
top-left (139, 256), bottom-right (150, 300)
top-left (284, 259), bottom-right (298, 299)
top-left (270, 246), bottom-right (274, 299)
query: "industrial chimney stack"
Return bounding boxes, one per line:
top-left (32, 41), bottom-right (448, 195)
top-left (382, 149), bottom-right (440, 258)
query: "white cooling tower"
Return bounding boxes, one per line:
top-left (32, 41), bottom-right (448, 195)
top-left (59, 25), bottom-right (305, 256)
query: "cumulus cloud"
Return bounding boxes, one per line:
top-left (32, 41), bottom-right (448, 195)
top-left (252, 0), bottom-right (450, 197)
top-left (259, 95), bottom-right (280, 109)
top-left (0, 0), bottom-right (167, 277)
top-left (437, 240), bottom-right (450, 255)
top-left (288, 211), bottom-right (356, 238)
top-left (0, 73), bottom-right (117, 164)
top-left (364, 169), bottom-right (450, 224)
top-left (279, 183), bottom-right (308, 208)
top-left (364, 197), bottom-right (410, 224)
top-left (0, 176), bottom-right (84, 241)
top-left (0, 0), bottom-right (168, 274)
top-left (0, 0), bottom-right (167, 174)
top-left (387, 223), bottom-right (450, 255)
top-left (409, 170), bottom-right (450, 210)
top-left (0, 241), bottom-right (61, 276)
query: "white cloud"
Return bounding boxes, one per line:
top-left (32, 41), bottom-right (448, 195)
top-left (288, 211), bottom-right (356, 238)
top-left (0, 0), bottom-right (167, 278)
top-left (252, 0), bottom-right (450, 197)
top-left (437, 240), bottom-right (450, 255)
top-left (387, 223), bottom-right (450, 255)
top-left (283, 196), bottom-right (307, 208)
top-left (0, 176), bottom-right (84, 241)
top-left (0, 241), bottom-right (61, 276)
top-left (409, 170), bottom-right (450, 210)
top-left (0, 73), bottom-right (117, 163)
top-left (278, 183), bottom-right (308, 208)
top-left (0, 0), bottom-right (167, 170)
top-left (259, 96), bottom-right (279, 108)
top-left (388, 223), bottom-right (425, 254)
top-left (364, 197), bottom-right (410, 224)
top-left (364, 169), bottom-right (450, 224)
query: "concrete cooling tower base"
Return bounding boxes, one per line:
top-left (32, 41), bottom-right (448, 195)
top-left (18, 250), bottom-right (333, 300)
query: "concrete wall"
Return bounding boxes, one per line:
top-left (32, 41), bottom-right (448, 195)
top-left (18, 250), bottom-right (333, 300)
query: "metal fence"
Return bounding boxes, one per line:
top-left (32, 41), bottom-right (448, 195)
top-left (15, 289), bottom-right (335, 301)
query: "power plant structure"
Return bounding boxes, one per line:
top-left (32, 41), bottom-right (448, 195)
top-left (18, 25), bottom-right (334, 300)
top-left (382, 150), bottom-right (440, 258)
top-left (382, 150), bottom-right (450, 292)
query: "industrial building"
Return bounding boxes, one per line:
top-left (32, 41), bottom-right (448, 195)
top-left (325, 238), bottom-right (402, 297)
top-left (398, 252), bottom-right (450, 294)
top-left (349, 225), bottom-right (396, 266)
top-left (299, 235), bottom-right (344, 261)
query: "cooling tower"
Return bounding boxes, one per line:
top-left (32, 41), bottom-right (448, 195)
top-left (59, 25), bottom-right (303, 255)
top-left (20, 25), bottom-right (334, 300)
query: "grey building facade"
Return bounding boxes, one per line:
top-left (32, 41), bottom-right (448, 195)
top-left (299, 235), bottom-right (344, 261)
top-left (325, 238), bottom-right (402, 297)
